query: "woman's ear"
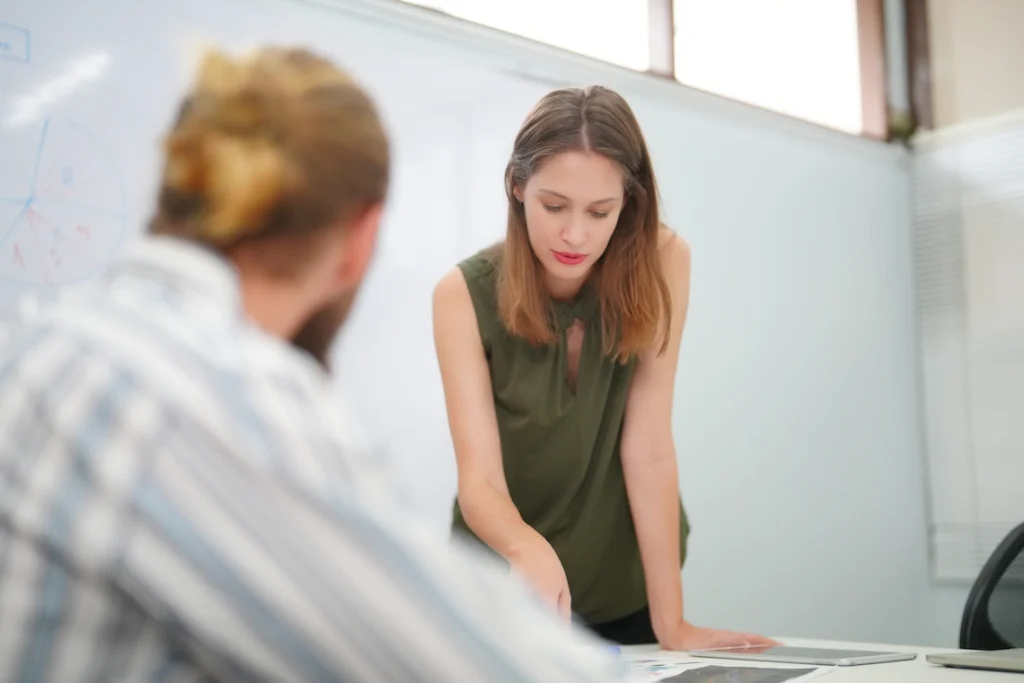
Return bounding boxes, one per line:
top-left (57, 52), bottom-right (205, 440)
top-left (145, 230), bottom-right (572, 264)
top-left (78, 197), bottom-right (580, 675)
top-left (513, 185), bottom-right (524, 204)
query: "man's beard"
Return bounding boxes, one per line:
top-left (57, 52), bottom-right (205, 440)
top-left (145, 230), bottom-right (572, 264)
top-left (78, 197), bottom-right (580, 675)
top-left (290, 290), bottom-right (357, 372)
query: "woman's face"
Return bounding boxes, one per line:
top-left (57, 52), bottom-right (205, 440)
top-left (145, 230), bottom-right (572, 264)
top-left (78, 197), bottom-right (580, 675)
top-left (516, 151), bottom-right (624, 292)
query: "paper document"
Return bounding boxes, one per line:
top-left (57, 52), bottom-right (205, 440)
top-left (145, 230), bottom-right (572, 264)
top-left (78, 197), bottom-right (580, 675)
top-left (628, 658), bottom-right (706, 681)
top-left (628, 657), bottom-right (831, 682)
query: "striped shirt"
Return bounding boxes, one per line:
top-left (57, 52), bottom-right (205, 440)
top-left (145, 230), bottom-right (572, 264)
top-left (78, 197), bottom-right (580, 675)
top-left (0, 236), bottom-right (625, 683)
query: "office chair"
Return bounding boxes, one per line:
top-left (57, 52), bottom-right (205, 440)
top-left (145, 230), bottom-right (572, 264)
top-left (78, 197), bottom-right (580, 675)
top-left (960, 521), bottom-right (1024, 650)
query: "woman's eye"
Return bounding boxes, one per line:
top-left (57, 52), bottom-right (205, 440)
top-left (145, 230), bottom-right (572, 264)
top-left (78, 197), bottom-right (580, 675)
top-left (591, 211), bottom-right (609, 219)
top-left (543, 205), bottom-right (564, 213)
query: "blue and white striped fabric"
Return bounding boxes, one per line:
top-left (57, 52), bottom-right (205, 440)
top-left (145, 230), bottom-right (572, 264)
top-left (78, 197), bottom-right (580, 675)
top-left (0, 235), bottom-right (624, 683)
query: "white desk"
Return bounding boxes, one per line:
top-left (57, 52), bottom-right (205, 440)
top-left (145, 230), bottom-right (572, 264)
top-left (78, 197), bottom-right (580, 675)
top-left (624, 638), bottom-right (1022, 681)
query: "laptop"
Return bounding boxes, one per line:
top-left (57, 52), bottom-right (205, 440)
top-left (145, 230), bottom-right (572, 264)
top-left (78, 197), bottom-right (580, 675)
top-left (926, 648), bottom-right (1024, 672)
top-left (688, 645), bottom-right (917, 667)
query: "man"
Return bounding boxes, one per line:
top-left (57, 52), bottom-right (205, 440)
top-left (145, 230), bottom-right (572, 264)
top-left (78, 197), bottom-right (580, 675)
top-left (0, 46), bottom-right (624, 682)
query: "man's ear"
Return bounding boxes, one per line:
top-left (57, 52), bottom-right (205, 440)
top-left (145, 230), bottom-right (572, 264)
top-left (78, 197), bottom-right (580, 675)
top-left (337, 201), bottom-right (384, 288)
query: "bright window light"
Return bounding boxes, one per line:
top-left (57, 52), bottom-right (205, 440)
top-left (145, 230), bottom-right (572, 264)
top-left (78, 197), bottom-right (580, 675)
top-left (397, 1), bottom-right (652, 72)
top-left (673, 0), bottom-right (863, 134)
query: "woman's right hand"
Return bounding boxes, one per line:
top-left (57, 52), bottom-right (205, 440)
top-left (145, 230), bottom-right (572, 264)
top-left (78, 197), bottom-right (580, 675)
top-left (433, 273), bottom-right (572, 621)
top-left (507, 533), bottom-right (572, 621)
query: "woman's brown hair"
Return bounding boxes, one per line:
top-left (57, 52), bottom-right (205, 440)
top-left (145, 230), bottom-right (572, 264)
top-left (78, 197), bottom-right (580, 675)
top-left (499, 85), bottom-right (671, 362)
top-left (149, 46), bottom-right (389, 276)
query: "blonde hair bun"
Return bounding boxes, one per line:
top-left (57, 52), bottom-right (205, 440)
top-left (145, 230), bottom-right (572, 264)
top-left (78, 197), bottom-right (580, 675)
top-left (151, 46), bottom-right (388, 261)
top-left (161, 50), bottom-right (299, 244)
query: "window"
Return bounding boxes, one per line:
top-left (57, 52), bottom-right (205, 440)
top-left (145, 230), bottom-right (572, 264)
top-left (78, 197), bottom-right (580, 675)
top-left (673, 0), bottom-right (864, 134)
top-left (397, 1), bottom-right (652, 71)
top-left (396, 0), bottom-right (885, 138)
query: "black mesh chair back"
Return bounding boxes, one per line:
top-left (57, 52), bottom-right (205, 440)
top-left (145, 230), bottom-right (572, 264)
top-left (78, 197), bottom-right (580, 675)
top-left (960, 521), bottom-right (1024, 650)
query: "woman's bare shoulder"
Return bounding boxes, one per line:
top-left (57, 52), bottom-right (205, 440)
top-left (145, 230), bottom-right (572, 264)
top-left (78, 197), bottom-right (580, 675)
top-left (433, 266), bottom-right (472, 310)
top-left (657, 223), bottom-right (690, 276)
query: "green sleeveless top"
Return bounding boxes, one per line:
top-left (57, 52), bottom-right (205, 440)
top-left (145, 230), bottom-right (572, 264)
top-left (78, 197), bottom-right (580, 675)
top-left (452, 247), bottom-right (690, 625)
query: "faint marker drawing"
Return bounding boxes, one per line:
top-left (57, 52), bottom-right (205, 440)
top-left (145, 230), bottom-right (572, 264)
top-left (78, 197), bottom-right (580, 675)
top-left (0, 116), bottom-right (128, 286)
top-left (0, 23), bottom-right (30, 63)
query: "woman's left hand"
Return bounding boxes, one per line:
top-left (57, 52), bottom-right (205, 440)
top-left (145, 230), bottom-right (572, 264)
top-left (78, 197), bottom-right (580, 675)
top-left (655, 620), bottom-right (780, 652)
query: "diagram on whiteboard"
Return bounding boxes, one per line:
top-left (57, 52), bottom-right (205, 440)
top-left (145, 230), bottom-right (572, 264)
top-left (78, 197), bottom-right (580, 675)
top-left (0, 116), bottom-right (127, 286)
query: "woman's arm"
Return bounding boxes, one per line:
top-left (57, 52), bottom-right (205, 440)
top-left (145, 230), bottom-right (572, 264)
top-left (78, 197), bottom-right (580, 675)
top-left (619, 230), bottom-right (691, 640)
top-left (620, 231), bottom-right (773, 650)
top-left (432, 268), bottom-right (572, 618)
top-left (432, 268), bottom-right (532, 557)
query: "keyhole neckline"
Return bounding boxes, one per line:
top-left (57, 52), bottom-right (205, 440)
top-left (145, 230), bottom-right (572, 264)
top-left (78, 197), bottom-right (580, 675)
top-left (550, 284), bottom-right (598, 332)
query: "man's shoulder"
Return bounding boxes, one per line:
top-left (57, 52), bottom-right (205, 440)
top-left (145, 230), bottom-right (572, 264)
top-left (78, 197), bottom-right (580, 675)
top-left (2, 284), bottom-right (389, 496)
top-left (15, 292), bottom-right (364, 456)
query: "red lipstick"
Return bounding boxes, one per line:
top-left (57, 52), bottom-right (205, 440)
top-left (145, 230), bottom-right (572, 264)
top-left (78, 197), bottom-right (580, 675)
top-left (553, 251), bottom-right (586, 266)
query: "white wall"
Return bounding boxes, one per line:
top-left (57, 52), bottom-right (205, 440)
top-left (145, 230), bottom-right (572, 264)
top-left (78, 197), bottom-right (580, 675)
top-left (915, 0), bottom-right (1024, 633)
top-left (933, 586), bottom-right (968, 645)
top-left (928, 0), bottom-right (1024, 128)
top-left (641, 116), bottom-right (938, 645)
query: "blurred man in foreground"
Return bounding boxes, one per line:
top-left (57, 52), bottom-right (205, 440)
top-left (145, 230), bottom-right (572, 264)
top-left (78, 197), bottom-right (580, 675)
top-left (0, 46), bottom-right (623, 682)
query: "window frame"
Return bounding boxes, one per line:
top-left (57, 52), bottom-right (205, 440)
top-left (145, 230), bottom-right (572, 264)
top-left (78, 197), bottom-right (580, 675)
top-left (391, 0), bottom-right (900, 141)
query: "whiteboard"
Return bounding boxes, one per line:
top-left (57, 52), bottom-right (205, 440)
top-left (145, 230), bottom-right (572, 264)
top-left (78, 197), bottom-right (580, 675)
top-left (0, 0), bottom-right (553, 526)
top-left (0, 0), bottom-right (535, 301)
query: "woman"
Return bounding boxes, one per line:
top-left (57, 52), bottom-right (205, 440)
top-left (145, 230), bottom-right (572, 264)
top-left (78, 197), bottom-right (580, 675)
top-left (433, 85), bottom-right (774, 650)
